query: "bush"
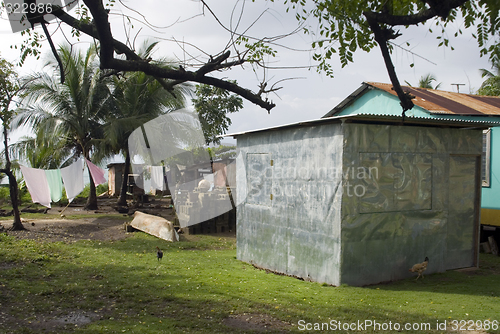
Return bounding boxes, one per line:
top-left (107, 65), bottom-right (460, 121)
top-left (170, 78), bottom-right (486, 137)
top-left (76, 183), bottom-right (108, 199)
top-left (0, 186), bottom-right (10, 202)
top-left (0, 184), bottom-right (32, 206)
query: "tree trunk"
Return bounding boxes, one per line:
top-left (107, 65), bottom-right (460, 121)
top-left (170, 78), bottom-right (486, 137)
top-left (1, 120), bottom-right (24, 230)
top-left (6, 170), bottom-right (24, 230)
top-left (117, 151), bottom-right (130, 207)
top-left (84, 165), bottom-right (98, 210)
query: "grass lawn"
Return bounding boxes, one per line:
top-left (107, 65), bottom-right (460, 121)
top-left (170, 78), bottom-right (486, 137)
top-left (0, 226), bottom-right (499, 333)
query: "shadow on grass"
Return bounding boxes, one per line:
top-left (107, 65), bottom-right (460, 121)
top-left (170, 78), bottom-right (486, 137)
top-left (2, 233), bottom-right (500, 333)
top-left (365, 254), bottom-right (500, 297)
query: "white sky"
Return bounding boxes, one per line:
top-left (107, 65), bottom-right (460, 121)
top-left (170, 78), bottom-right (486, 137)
top-left (0, 0), bottom-right (494, 143)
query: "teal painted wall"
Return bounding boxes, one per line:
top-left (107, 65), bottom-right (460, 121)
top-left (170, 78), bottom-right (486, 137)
top-left (334, 89), bottom-right (431, 118)
top-left (482, 127), bottom-right (500, 209)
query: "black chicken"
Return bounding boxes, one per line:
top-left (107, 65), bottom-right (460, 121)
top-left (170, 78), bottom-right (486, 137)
top-left (156, 246), bottom-right (163, 261)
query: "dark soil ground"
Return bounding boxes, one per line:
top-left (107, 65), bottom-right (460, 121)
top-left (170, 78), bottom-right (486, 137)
top-left (5, 216), bottom-right (130, 243)
top-left (1, 197), bottom-right (182, 243)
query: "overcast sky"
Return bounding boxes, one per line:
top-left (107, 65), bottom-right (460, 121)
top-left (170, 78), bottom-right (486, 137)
top-left (0, 0), bottom-right (493, 141)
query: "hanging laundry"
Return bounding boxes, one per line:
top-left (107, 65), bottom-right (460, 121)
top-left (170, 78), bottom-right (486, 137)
top-left (150, 166), bottom-right (164, 191)
top-left (45, 169), bottom-right (63, 202)
top-left (61, 159), bottom-right (85, 203)
top-left (85, 159), bottom-right (106, 186)
top-left (20, 166), bottom-right (51, 208)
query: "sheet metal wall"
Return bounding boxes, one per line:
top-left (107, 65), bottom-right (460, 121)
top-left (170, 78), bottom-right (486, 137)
top-left (236, 123), bottom-right (344, 286)
top-left (237, 122), bottom-right (482, 286)
top-left (341, 123), bottom-right (482, 286)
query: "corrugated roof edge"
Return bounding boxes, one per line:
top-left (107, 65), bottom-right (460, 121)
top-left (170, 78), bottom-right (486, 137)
top-left (224, 113), bottom-right (500, 138)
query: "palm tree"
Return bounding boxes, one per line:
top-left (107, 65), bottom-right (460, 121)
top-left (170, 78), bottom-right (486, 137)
top-left (418, 74), bottom-right (442, 89)
top-left (9, 132), bottom-right (73, 169)
top-left (96, 41), bottom-right (192, 207)
top-left (16, 44), bottom-right (112, 210)
top-left (405, 74), bottom-right (442, 89)
top-left (478, 50), bottom-right (500, 96)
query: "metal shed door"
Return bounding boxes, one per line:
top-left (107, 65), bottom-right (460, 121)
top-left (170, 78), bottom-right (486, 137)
top-left (446, 155), bottom-right (480, 270)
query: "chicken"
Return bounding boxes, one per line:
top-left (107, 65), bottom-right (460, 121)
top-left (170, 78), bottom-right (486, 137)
top-left (409, 257), bottom-right (429, 280)
top-left (156, 247), bottom-right (163, 261)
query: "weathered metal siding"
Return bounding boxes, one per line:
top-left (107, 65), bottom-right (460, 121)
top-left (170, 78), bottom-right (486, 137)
top-left (341, 123), bottom-right (482, 286)
top-left (236, 123), bottom-right (344, 285)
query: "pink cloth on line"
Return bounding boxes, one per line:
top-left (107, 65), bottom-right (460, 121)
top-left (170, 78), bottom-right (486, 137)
top-left (20, 165), bottom-right (51, 208)
top-left (85, 159), bottom-right (106, 186)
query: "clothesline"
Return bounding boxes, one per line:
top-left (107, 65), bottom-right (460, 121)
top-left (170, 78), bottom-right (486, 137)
top-left (20, 158), bottom-right (107, 208)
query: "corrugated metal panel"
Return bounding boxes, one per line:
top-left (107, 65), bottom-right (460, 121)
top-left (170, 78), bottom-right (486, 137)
top-left (226, 113), bottom-right (500, 138)
top-left (430, 90), bottom-right (500, 115)
top-left (471, 95), bottom-right (500, 109)
top-left (237, 121), bottom-right (482, 286)
top-left (347, 113), bottom-right (500, 125)
top-left (340, 123), bottom-right (481, 285)
top-left (366, 82), bottom-right (500, 116)
top-left (366, 82), bottom-right (450, 114)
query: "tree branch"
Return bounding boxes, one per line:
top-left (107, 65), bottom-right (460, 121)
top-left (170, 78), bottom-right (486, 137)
top-left (365, 0), bottom-right (469, 26)
top-left (49, 0), bottom-right (275, 111)
top-left (365, 13), bottom-right (414, 120)
top-left (361, 0), bottom-right (470, 119)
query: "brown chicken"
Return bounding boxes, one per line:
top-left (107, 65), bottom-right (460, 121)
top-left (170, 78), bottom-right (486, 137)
top-left (409, 257), bottom-right (429, 280)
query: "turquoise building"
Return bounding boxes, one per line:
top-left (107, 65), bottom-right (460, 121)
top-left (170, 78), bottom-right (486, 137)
top-left (324, 82), bottom-right (500, 230)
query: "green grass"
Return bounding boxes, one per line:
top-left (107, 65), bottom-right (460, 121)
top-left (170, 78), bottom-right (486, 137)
top-left (0, 231), bottom-right (499, 333)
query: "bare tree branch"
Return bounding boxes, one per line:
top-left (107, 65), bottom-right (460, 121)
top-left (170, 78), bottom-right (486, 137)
top-left (47, 0), bottom-right (276, 111)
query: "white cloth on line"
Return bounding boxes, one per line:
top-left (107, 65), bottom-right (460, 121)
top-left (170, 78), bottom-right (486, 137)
top-left (150, 166), bottom-right (164, 191)
top-left (85, 159), bottom-right (106, 186)
top-left (61, 159), bottom-right (85, 203)
top-left (20, 165), bottom-right (51, 208)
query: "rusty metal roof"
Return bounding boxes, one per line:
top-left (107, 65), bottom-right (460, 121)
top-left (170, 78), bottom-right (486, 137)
top-left (366, 82), bottom-right (500, 116)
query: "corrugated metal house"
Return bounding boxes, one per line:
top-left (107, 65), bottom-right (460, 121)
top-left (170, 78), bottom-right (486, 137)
top-left (229, 82), bottom-right (500, 286)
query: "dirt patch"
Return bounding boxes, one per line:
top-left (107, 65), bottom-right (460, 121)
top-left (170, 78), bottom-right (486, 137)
top-left (1, 197), bottom-right (181, 243)
top-left (30, 310), bottom-right (101, 332)
top-left (223, 313), bottom-right (292, 332)
top-left (0, 309), bottom-right (102, 333)
top-left (5, 216), bottom-right (131, 243)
